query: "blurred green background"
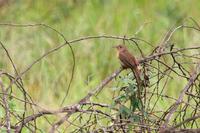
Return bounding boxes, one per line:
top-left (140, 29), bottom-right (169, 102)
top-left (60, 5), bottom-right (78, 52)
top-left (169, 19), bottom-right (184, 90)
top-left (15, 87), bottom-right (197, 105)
top-left (0, 0), bottom-right (200, 132)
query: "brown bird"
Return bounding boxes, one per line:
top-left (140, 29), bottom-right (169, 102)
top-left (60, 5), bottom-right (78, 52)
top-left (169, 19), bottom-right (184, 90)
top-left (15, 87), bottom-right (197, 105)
top-left (115, 44), bottom-right (142, 87)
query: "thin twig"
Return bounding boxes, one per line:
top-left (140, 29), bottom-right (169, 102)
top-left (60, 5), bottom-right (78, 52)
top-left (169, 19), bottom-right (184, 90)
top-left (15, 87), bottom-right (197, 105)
top-left (0, 73), bottom-right (11, 133)
top-left (161, 62), bottom-right (200, 129)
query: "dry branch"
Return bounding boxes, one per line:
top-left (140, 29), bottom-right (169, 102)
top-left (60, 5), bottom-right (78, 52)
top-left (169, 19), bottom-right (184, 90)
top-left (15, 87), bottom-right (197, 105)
top-left (0, 73), bottom-right (11, 133)
top-left (0, 20), bottom-right (200, 132)
top-left (161, 62), bottom-right (200, 130)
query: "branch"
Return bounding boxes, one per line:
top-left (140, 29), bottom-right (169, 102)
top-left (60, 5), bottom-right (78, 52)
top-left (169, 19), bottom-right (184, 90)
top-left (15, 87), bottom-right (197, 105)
top-left (0, 73), bottom-right (11, 133)
top-left (161, 62), bottom-right (200, 129)
top-left (79, 68), bottom-right (123, 103)
top-left (170, 114), bottom-right (200, 130)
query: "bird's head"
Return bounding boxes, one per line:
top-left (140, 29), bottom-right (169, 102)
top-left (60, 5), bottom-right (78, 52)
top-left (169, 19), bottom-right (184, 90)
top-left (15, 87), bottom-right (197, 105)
top-left (114, 44), bottom-right (127, 52)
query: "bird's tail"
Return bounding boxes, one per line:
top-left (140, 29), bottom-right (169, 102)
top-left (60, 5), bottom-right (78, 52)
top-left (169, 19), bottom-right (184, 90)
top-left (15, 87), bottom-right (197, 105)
top-left (131, 67), bottom-right (141, 87)
top-left (132, 66), bottom-right (149, 88)
top-left (131, 67), bottom-right (144, 112)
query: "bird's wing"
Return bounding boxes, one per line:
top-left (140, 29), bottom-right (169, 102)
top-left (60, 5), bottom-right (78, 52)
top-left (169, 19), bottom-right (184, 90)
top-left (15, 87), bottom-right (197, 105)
top-left (127, 52), bottom-right (139, 66)
top-left (119, 51), bottom-right (138, 69)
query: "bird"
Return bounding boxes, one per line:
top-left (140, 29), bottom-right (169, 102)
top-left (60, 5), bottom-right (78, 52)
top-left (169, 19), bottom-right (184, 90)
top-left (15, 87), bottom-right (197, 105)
top-left (114, 44), bottom-right (142, 88)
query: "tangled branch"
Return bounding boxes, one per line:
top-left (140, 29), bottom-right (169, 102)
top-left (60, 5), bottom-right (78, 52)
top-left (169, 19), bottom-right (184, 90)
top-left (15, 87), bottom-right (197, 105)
top-left (0, 18), bottom-right (200, 132)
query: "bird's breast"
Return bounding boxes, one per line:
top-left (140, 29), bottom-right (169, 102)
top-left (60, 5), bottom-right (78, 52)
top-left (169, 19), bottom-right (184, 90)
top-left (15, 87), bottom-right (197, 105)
top-left (116, 51), bottom-right (119, 58)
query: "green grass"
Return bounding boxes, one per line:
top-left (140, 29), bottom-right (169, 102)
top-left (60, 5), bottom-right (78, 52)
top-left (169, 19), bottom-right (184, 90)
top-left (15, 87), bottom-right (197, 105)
top-left (0, 0), bottom-right (200, 132)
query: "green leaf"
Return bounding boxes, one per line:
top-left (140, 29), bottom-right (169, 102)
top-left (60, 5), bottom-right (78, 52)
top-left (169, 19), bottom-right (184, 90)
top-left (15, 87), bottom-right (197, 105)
top-left (127, 73), bottom-right (134, 79)
top-left (114, 93), bottom-right (128, 103)
top-left (143, 111), bottom-right (148, 118)
top-left (119, 105), bottom-right (131, 118)
top-left (128, 83), bottom-right (137, 95)
top-left (130, 96), bottom-right (139, 112)
top-left (121, 78), bottom-right (131, 85)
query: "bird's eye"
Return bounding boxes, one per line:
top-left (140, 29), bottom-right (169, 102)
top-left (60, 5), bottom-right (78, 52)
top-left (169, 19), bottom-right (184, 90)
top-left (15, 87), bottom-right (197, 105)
top-left (119, 46), bottom-right (122, 48)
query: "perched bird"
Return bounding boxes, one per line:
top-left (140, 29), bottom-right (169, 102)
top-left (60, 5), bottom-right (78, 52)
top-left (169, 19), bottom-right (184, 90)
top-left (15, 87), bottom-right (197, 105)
top-left (114, 44), bottom-right (142, 87)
